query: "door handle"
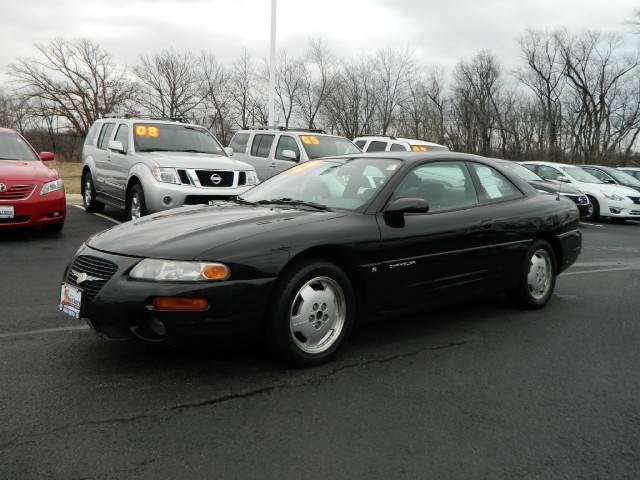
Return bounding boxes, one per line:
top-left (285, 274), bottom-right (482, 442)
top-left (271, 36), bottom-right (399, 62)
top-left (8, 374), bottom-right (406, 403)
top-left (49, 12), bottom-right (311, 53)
top-left (270, 162), bottom-right (277, 168)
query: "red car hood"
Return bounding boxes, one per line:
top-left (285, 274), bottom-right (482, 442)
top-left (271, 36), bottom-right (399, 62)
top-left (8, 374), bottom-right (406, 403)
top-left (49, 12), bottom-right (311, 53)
top-left (0, 160), bottom-right (58, 182)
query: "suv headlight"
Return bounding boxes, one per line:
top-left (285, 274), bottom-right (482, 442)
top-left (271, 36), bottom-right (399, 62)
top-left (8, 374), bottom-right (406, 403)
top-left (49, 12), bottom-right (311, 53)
top-left (130, 259), bottom-right (230, 281)
top-left (40, 179), bottom-right (64, 195)
top-left (601, 192), bottom-right (626, 202)
top-left (245, 171), bottom-right (258, 185)
top-left (150, 166), bottom-right (180, 184)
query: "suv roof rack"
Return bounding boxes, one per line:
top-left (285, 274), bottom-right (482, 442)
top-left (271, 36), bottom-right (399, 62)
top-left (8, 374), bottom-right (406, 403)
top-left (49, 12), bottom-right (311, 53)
top-left (358, 134), bottom-right (397, 140)
top-left (100, 113), bottom-right (187, 123)
top-left (245, 125), bottom-right (327, 134)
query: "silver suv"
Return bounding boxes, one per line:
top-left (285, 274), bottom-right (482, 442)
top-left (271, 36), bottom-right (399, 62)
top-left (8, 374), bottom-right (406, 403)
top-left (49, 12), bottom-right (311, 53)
top-left (228, 127), bottom-right (360, 181)
top-left (81, 117), bottom-right (258, 219)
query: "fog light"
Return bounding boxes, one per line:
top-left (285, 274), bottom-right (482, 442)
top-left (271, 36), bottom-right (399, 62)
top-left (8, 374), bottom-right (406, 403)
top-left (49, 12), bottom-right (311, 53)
top-left (609, 207), bottom-right (622, 214)
top-left (148, 317), bottom-right (167, 336)
top-left (163, 196), bottom-right (172, 205)
top-left (48, 212), bottom-right (61, 218)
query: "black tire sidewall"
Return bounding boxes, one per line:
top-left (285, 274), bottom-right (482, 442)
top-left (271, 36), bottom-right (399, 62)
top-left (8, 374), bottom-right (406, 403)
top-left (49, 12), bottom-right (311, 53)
top-left (515, 240), bottom-right (557, 309)
top-left (269, 259), bottom-right (355, 367)
top-left (128, 184), bottom-right (148, 220)
top-left (587, 195), bottom-right (600, 220)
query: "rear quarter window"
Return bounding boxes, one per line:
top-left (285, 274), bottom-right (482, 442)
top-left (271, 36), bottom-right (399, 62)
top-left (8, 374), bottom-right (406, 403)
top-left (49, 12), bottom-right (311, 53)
top-left (366, 141), bottom-right (388, 152)
top-left (84, 122), bottom-right (101, 146)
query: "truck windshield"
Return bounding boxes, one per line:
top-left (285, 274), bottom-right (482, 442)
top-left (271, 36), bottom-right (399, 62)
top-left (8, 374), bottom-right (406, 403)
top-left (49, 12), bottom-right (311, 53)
top-left (298, 135), bottom-right (361, 159)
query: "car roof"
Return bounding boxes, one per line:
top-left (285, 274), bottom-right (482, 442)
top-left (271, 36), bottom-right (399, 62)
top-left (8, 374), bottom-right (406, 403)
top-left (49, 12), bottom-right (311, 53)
top-left (0, 127), bottom-right (18, 134)
top-left (325, 150), bottom-right (494, 166)
top-left (618, 166), bottom-right (640, 170)
top-left (354, 135), bottom-right (446, 148)
top-left (520, 160), bottom-right (577, 168)
top-left (236, 128), bottom-right (340, 137)
top-left (96, 118), bottom-right (198, 128)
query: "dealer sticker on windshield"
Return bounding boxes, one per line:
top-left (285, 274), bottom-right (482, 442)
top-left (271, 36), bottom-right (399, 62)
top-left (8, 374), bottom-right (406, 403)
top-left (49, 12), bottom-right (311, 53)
top-left (59, 283), bottom-right (82, 319)
top-left (0, 206), bottom-right (14, 219)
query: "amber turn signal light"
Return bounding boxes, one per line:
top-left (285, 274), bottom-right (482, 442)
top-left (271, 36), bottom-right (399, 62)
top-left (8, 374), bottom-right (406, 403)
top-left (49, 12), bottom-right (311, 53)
top-left (201, 263), bottom-right (230, 280)
top-left (152, 297), bottom-right (209, 311)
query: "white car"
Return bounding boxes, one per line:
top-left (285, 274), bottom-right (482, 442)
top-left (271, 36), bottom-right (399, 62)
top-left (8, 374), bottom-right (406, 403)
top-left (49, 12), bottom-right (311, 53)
top-left (617, 166), bottom-right (640, 182)
top-left (520, 161), bottom-right (640, 220)
top-left (353, 135), bottom-right (449, 153)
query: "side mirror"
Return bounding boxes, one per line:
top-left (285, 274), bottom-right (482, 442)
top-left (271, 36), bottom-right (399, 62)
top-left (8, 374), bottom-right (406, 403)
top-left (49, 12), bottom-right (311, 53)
top-left (281, 149), bottom-right (298, 162)
top-left (556, 175), bottom-right (571, 183)
top-left (39, 152), bottom-right (54, 161)
top-left (108, 140), bottom-right (126, 154)
top-left (385, 197), bottom-right (429, 215)
top-left (224, 146), bottom-right (234, 157)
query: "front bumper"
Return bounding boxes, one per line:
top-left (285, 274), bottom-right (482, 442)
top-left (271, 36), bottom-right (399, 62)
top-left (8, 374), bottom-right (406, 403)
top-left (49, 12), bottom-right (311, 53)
top-left (0, 188), bottom-right (66, 228)
top-left (142, 180), bottom-right (255, 213)
top-left (62, 246), bottom-right (276, 341)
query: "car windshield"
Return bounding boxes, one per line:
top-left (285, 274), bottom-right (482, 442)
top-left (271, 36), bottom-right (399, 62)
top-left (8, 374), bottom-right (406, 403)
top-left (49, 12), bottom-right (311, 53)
top-left (133, 123), bottom-right (225, 155)
top-left (604, 168), bottom-right (640, 186)
top-left (0, 132), bottom-right (39, 161)
top-left (298, 134), bottom-right (361, 159)
top-left (239, 157), bottom-right (402, 211)
top-left (564, 166), bottom-right (604, 184)
top-left (499, 162), bottom-right (542, 181)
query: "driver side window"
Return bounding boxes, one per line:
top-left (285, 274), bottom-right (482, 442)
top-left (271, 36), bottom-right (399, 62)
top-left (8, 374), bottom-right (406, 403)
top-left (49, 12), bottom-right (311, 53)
top-left (582, 168), bottom-right (612, 183)
top-left (392, 162), bottom-right (478, 213)
top-left (537, 165), bottom-right (563, 181)
top-left (275, 135), bottom-right (300, 162)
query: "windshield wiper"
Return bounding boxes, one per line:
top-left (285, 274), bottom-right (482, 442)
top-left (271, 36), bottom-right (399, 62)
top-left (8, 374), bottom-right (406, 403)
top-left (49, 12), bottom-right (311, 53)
top-left (138, 148), bottom-right (171, 152)
top-left (232, 197), bottom-right (257, 206)
top-left (256, 198), bottom-right (332, 211)
top-left (179, 149), bottom-right (217, 154)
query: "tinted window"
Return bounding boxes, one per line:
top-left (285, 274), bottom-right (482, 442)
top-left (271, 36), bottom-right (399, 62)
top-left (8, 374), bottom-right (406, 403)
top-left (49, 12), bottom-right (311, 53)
top-left (0, 132), bottom-right (39, 161)
top-left (229, 133), bottom-right (250, 153)
top-left (471, 163), bottom-right (522, 202)
top-left (390, 143), bottom-right (406, 152)
top-left (366, 141), bottom-right (387, 152)
top-left (114, 124), bottom-right (129, 152)
top-left (354, 140), bottom-right (366, 149)
top-left (97, 123), bottom-right (115, 150)
top-left (275, 135), bottom-right (300, 161)
top-left (251, 134), bottom-right (275, 158)
top-left (582, 167), bottom-right (613, 183)
top-left (393, 162), bottom-right (478, 212)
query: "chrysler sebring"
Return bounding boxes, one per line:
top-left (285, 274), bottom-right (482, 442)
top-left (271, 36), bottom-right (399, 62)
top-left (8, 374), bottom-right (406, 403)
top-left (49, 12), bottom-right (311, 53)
top-left (60, 152), bottom-right (581, 366)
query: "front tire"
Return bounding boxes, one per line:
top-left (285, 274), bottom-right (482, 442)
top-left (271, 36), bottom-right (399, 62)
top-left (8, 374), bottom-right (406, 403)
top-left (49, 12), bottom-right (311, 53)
top-left (127, 184), bottom-right (148, 220)
top-left (510, 240), bottom-right (557, 310)
top-left (268, 259), bottom-right (355, 367)
top-left (587, 195), bottom-right (600, 220)
top-left (81, 171), bottom-right (105, 213)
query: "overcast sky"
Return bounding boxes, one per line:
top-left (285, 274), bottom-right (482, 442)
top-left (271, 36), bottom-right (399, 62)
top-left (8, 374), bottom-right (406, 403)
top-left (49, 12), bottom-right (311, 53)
top-left (0, 0), bottom-right (638, 82)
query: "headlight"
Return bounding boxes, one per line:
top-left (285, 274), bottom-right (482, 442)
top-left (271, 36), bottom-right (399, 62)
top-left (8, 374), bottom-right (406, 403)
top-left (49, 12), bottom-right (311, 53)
top-left (601, 192), bottom-right (626, 202)
top-left (245, 171), bottom-right (258, 185)
top-left (40, 179), bottom-right (64, 195)
top-left (130, 259), bottom-right (230, 281)
top-left (150, 166), bottom-right (180, 184)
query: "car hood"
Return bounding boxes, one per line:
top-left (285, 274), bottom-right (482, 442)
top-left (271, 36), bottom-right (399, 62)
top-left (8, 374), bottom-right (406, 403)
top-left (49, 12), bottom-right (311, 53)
top-left (0, 160), bottom-right (58, 182)
top-left (139, 151), bottom-right (254, 171)
top-left (87, 204), bottom-right (345, 260)
top-left (528, 179), bottom-right (583, 195)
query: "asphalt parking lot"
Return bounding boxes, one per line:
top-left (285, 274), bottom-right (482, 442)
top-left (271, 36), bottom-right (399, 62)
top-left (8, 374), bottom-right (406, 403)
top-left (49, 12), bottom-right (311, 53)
top-left (1, 207), bottom-right (639, 479)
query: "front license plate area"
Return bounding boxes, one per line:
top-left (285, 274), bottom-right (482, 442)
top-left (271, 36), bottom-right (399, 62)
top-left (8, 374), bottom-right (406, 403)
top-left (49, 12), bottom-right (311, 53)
top-left (0, 205), bottom-right (14, 219)
top-left (59, 283), bottom-right (83, 318)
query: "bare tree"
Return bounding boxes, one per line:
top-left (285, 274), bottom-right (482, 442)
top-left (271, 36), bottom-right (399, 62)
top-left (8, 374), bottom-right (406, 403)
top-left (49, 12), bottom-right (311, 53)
top-left (228, 50), bottom-right (256, 129)
top-left (200, 53), bottom-right (233, 144)
top-left (374, 48), bottom-right (414, 134)
top-left (296, 39), bottom-right (335, 129)
top-left (273, 52), bottom-right (305, 128)
top-left (133, 49), bottom-right (203, 120)
top-left (8, 38), bottom-right (133, 135)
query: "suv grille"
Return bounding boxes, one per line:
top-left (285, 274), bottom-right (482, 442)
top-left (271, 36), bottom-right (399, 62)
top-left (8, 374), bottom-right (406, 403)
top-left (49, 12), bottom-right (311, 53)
top-left (65, 255), bottom-right (118, 302)
top-left (195, 170), bottom-right (234, 187)
top-left (627, 196), bottom-right (640, 205)
top-left (238, 171), bottom-right (246, 186)
top-left (0, 184), bottom-right (35, 200)
top-left (562, 193), bottom-right (588, 205)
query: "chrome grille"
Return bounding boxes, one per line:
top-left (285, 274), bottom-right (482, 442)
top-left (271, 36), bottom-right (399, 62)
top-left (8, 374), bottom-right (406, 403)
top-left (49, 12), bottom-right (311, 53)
top-left (195, 170), bottom-right (234, 187)
top-left (65, 255), bottom-right (118, 302)
top-left (0, 184), bottom-right (35, 200)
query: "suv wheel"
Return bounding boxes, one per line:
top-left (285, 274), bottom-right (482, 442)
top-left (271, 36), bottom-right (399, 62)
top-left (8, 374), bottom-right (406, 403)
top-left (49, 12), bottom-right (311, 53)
top-left (127, 184), bottom-right (148, 220)
top-left (81, 171), bottom-right (105, 213)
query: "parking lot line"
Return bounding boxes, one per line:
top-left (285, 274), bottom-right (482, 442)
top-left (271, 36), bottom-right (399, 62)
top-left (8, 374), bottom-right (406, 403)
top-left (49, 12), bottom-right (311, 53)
top-left (73, 204), bottom-right (122, 224)
top-left (562, 266), bottom-right (634, 276)
top-left (579, 222), bottom-right (604, 227)
top-left (0, 325), bottom-right (90, 339)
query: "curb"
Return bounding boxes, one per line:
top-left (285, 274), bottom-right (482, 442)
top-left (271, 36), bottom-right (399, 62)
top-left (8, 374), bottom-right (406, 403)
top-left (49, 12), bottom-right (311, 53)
top-left (66, 194), bottom-right (83, 205)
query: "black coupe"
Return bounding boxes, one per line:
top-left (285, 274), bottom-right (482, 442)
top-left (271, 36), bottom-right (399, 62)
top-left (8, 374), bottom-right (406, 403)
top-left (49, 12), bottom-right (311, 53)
top-left (60, 152), bottom-right (582, 366)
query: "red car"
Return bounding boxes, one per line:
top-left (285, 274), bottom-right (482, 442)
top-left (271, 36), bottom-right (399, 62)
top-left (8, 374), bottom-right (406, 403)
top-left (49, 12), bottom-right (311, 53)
top-left (0, 128), bottom-right (66, 232)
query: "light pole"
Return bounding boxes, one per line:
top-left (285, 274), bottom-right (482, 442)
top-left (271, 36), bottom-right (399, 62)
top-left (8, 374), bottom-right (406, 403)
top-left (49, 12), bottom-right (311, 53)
top-left (268, 0), bottom-right (277, 128)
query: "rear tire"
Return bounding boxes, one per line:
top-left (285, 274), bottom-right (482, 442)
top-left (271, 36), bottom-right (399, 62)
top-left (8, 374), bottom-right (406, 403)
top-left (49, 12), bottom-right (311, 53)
top-left (127, 184), bottom-right (148, 220)
top-left (81, 171), bottom-right (105, 213)
top-left (510, 240), bottom-right (557, 310)
top-left (268, 259), bottom-right (355, 367)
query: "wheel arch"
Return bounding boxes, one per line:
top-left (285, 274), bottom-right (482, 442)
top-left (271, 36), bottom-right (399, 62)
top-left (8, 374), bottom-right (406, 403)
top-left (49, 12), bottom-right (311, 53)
top-left (533, 233), bottom-right (562, 272)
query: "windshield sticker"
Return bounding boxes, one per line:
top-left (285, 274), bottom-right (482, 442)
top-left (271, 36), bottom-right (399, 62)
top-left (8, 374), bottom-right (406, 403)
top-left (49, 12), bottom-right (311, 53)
top-left (300, 135), bottom-right (320, 145)
top-left (135, 125), bottom-right (160, 138)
